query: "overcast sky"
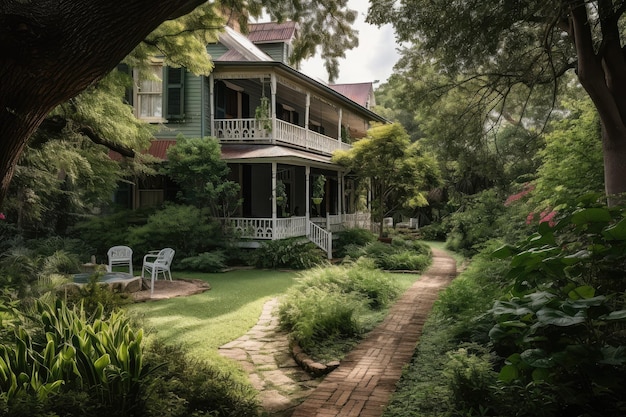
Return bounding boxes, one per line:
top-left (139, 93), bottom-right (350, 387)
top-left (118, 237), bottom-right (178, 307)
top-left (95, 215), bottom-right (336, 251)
top-left (298, 0), bottom-right (400, 85)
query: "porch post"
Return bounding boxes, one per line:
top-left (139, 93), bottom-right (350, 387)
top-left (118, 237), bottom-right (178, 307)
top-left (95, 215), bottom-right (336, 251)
top-left (339, 171), bottom-right (344, 218)
top-left (305, 166), bottom-right (310, 236)
top-left (209, 74), bottom-right (215, 137)
top-left (337, 108), bottom-right (343, 143)
top-left (305, 93), bottom-right (310, 149)
top-left (272, 162), bottom-right (277, 240)
top-left (270, 73), bottom-right (277, 141)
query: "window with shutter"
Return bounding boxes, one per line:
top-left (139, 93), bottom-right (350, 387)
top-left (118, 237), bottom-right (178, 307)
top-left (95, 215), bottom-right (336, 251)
top-left (134, 61), bottom-right (164, 122)
top-left (165, 67), bottom-right (185, 121)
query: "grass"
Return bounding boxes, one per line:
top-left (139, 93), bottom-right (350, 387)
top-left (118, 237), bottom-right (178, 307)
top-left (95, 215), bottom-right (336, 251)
top-left (422, 240), bottom-right (467, 266)
top-left (127, 268), bottom-right (298, 362)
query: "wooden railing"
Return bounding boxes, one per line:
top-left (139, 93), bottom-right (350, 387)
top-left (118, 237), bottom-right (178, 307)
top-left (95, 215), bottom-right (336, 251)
top-left (226, 216), bottom-right (306, 240)
top-left (307, 221), bottom-right (332, 259)
top-left (214, 118), bottom-right (351, 155)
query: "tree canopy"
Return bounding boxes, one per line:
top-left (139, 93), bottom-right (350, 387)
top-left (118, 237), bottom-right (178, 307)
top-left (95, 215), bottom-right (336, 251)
top-left (333, 123), bottom-right (440, 237)
top-left (368, 0), bottom-right (626, 202)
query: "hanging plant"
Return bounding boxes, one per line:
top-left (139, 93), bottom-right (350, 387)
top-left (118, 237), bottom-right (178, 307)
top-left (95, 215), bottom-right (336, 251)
top-left (255, 82), bottom-right (272, 132)
top-left (312, 175), bottom-right (326, 204)
top-left (275, 180), bottom-right (287, 207)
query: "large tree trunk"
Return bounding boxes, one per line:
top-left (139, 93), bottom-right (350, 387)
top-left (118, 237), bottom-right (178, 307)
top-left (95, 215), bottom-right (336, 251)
top-left (0, 0), bottom-right (206, 207)
top-left (568, 2), bottom-right (626, 204)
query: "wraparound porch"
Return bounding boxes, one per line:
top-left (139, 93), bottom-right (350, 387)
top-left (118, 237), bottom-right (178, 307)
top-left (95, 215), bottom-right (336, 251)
top-left (223, 213), bottom-right (372, 258)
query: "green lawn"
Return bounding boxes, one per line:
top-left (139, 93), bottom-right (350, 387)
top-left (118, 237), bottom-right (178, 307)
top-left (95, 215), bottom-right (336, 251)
top-left (127, 268), bottom-right (299, 360)
top-left (127, 252), bottom-right (433, 367)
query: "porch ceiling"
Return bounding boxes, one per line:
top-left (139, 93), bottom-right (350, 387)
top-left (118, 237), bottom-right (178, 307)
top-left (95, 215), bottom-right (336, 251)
top-left (221, 144), bottom-right (339, 169)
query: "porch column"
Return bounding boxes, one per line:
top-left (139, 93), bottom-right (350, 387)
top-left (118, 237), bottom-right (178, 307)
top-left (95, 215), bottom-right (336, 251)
top-left (271, 73), bottom-right (277, 141)
top-left (209, 74), bottom-right (215, 137)
top-left (305, 166), bottom-right (310, 236)
top-left (337, 108), bottom-right (343, 143)
top-left (272, 162), bottom-right (277, 239)
top-left (339, 171), bottom-right (345, 217)
top-left (305, 93), bottom-right (310, 149)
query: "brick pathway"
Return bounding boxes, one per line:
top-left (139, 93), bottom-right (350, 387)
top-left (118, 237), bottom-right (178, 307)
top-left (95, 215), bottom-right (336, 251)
top-left (290, 248), bottom-right (457, 417)
top-left (219, 248), bottom-right (457, 417)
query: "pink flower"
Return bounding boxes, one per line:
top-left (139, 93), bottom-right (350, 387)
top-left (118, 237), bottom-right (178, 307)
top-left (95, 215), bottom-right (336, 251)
top-left (0, 213), bottom-right (5, 220)
top-left (505, 183), bottom-right (535, 207)
top-left (526, 212), bottom-right (535, 225)
top-left (539, 210), bottom-right (557, 227)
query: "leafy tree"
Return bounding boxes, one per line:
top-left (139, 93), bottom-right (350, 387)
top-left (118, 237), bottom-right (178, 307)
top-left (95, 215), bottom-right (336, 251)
top-left (529, 97), bottom-right (605, 212)
top-left (0, 0), bottom-right (360, 207)
top-left (368, 1), bottom-right (626, 203)
top-left (164, 137), bottom-right (241, 218)
top-left (333, 123), bottom-right (440, 237)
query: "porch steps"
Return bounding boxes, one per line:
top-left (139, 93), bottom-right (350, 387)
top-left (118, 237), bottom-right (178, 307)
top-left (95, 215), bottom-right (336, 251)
top-left (307, 221), bottom-right (332, 259)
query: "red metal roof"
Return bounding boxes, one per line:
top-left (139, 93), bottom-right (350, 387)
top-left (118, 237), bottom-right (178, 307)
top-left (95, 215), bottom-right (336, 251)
top-left (108, 139), bottom-right (177, 161)
top-left (248, 21), bottom-right (297, 43)
top-left (328, 83), bottom-right (374, 108)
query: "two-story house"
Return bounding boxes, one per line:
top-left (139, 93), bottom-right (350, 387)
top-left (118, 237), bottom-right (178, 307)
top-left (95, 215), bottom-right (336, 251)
top-left (116, 21), bottom-right (386, 257)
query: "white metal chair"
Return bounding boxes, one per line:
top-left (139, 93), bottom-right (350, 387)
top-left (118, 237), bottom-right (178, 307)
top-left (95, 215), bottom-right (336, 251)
top-left (107, 246), bottom-right (133, 275)
top-left (142, 248), bottom-right (175, 295)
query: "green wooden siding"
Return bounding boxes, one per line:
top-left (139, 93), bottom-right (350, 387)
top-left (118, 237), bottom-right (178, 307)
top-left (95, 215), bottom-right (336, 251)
top-left (156, 72), bottom-right (204, 139)
top-left (257, 43), bottom-right (287, 63)
top-left (207, 44), bottom-right (229, 60)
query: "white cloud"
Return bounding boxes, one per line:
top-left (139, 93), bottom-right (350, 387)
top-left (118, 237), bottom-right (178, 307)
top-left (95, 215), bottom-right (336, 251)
top-left (299, 0), bottom-right (399, 85)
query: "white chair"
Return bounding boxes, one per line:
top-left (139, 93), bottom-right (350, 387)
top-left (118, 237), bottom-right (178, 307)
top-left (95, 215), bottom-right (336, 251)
top-left (142, 248), bottom-right (175, 295)
top-left (107, 246), bottom-right (133, 275)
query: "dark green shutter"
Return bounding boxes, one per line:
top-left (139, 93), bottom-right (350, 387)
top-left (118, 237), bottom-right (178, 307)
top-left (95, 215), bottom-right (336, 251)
top-left (116, 63), bottom-right (133, 106)
top-left (165, 67), bottom-right (185, 120)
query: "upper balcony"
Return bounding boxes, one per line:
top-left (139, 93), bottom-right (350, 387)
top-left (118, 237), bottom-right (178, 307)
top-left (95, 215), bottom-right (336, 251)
top-left (208, 63), bottom-right (387, 157)
top-left (214, 118), bottom-right (352, 156)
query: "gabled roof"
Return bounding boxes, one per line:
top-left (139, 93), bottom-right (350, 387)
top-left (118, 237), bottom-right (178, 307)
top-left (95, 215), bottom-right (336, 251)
top-left (248, 21), bottom-right (297, 43)
top-left (329, 83), bottom-right (375, 108)
top-left (217, 26), bottom-right (273, 62)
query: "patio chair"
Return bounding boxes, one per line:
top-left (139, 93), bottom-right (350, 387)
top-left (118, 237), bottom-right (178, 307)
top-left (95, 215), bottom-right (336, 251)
top-left (107, 245), bottom-right (133, 275)
top-left (142, 248), bottom-right (175, 295)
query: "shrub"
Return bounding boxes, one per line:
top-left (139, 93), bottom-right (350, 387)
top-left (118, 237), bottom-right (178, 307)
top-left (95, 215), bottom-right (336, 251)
top-left (443, 189), bottom-right (531, 257)
top-left (418, 222), bottom-right (447, 241)
top-left (69, 208), bottom-right (142, 260)
top-left (443, 344), bottom-right (498, 416)
top-left (344, 239), bottom-right (432, 272)
top-left (485, 198), bottom-right (626, 416)
top-left (25, 236), bottom-right (93, 262)
top-left (279, 287), bottom-right (362, 352)
top-left (334, 228), bottom-right (376, 258)
top-left (178, 250), bottom-right (227, 272)
top-left (0, 248), bottom-right (81, 298)
top-left (250, 238), bottom-right (326, 269)
top-left (144, 341), bottom-right (259, 417)
top-left (127, 204), bottom-right (223, 261)
top-left (0, 300), bottom-right (152, 417)
top-left (279, 263), bottom-right (402, 359)
top-left (295, 264), bottom-right (401, 310)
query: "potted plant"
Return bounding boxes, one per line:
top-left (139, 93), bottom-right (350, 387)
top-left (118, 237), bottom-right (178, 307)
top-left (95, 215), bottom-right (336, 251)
top-left (312, 175), bottom-right (326, 205)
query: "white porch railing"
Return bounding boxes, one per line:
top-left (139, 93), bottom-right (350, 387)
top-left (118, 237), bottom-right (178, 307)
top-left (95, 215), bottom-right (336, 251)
top-left (214, 118), bottom-right (351, 155)
top-left (343, 212), bottom-right (372, 229)
top-left (308, 221), bottom-right (332, 259)
top-left (214, 118), bottom-right (271, 141)
top-left (227, 216), bottom-right (307, 240)
top-left (275, 217), bottom-right (307, 239)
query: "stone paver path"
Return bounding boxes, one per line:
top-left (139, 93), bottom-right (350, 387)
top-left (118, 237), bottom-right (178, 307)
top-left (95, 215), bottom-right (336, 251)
top-left (219, 248), bottom-right (457, 416)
